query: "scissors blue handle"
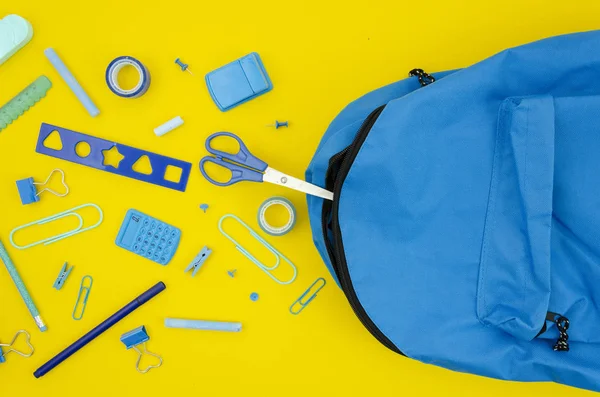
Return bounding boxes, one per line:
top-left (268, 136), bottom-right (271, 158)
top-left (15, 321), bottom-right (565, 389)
top-left (199, 132), bottom-right (269, 187)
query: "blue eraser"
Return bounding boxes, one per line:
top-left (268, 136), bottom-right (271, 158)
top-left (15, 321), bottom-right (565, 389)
top-left (205, 52), bottom-right (273, 111)
top-left (16, 177), bottom-right (39, 205)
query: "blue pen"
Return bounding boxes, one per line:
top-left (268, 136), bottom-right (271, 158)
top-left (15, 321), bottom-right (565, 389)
top-left (0, 239), bottom-right (46, 332)
top-left (33, 282), bottom-right (166, 378)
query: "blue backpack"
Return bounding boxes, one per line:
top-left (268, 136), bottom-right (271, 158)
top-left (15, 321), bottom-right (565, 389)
top-left (306, 30), bottom-right (600, 392)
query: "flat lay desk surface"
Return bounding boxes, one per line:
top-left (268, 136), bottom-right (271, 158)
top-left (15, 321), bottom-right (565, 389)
top-left (1, 1), bottom-right (599, 396)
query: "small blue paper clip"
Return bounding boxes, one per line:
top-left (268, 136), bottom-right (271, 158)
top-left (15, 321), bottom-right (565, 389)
top-left (184, 246), bottom-right (212, 277)
top-left (72, 275), bottom-right (93, 320)
top-left (289, 278), bottom-right (326, 315)
top-left (53, 262), bottom-right (73, 290)
top-left (120, 326), bottom-right (162, 374)
top-left (16, 169), bottom-right (69, 205)
top-left (9, 203), bottom-right (103, 250)
top-left (218, 214), bottom-right (297, 285)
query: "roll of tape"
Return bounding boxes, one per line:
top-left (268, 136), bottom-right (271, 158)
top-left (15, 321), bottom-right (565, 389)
top-left (105, 56), bottom-right (151, 98)
top-left (257, 197), bottom-right (296, 236)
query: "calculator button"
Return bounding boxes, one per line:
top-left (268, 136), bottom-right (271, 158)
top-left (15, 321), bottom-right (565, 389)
top-left (139, 227), bottom-right (146, 235)
top-left (145, 251), bottom-right (152, 258)
top-left (167, 239), bottom-right (173, 246)
top-left (133, 244), bottom-right (140, 251)
top-left (160, 237), bottom-right (166, 244)
top-left (150, 221), bottom-right (156, 229)
top-left (143, 239), bottom-right (149, 245)
top-left (170, 231), bottom-right (177, 238)
top-left (157, 225), bottom-right (164, 233)
top-left (143, 219), bottom-right (150, 226)
top-left (157, 245), bottom-right (163, 251)
top-left (136, 236), bottom-right (143, 243)
top-left (152, 253), bottom-right (160, 261)
top-left (139, 248), bottom-right (146, 255)
top-left (153, 234), bottom-right (159, 240)
top-left (150, 243), bottom-right (156, 249)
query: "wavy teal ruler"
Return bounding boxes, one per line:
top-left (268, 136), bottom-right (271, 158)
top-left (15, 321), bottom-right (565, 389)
top-left (0, 75), bottom-right (52, 132)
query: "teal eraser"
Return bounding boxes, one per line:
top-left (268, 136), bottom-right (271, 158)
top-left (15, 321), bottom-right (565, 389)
top-left (0, 15), bottom-right (33, 66)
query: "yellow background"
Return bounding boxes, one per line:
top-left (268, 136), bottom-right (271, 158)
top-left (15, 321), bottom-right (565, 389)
top-left (0, 1), bottom-right (598, 396)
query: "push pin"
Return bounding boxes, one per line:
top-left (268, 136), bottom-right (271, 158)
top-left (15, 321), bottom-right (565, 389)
top-left (267, 120), bottom-right (289, 129)
top-left (174, 58), bottom-right (193, 75)
top-left (0, 330), bottom-right (34, 364)
top-left (250, 292), bottom-right (259, 302)
top-left (120, 326), bottom-right (163, 374)
top-left (227, 269), bottom-right (237, 278)
top-left (16, 169), bottom-right (69, 205)
top-left (199, 203), bottom-right (209, 213)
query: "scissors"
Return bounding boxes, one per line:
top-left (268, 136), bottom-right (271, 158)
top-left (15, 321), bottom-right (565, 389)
top-left (199, 132), bottom-right (334, 201)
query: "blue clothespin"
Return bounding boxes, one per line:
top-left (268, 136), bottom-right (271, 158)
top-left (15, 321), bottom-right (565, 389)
top-left (184, 246), bottom-right (212, 277)
top-left (120, 326), bottom-right (162, 374)
top-left (53, 262), bottom-right (73, 290)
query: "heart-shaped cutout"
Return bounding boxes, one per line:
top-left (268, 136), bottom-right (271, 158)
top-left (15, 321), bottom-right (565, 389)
top-left (134, 344), bottom-right (163, 374)
top-left (1, 330), bottom-right (34, 359)
top-left (36, 168), bottom-right (69, 197)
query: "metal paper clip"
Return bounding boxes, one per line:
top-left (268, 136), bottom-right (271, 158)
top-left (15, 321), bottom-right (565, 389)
top-left (120, 326), bottom-right (163, 374)
top-left (72, 275), bottom-right (93, 320)
top-left (9, 203), bottom-right (103, 249)
top-left (0, 330), bottom-right (34, 364)
top-left (53, 262), bottom-right (74, 290)
top-left (218, 214), bottom-right (297, 285)
top-left (16, 169), bottom-right (69, 205)
top-left (184, 246), bottom-right (212, 277)
top-left (289, 278), bottom-right (326, 315)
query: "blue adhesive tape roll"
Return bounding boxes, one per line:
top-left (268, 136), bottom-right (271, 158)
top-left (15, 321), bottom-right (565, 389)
top-left (105, 56), bottom-right (151, 98)
top-left (257, 197), bottom-right (296, 236)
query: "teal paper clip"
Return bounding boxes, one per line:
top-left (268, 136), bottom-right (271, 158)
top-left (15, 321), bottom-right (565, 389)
top-left (53, 262), bottom-right (73, 290)
top-left (9, 203), bottom-right (103, 250)
top-left (72, 275), bottom-right (93, 320)
top-left (218, 214), bottom-right (297, 285)
top-left (289, 278), bottom-right (326, 315)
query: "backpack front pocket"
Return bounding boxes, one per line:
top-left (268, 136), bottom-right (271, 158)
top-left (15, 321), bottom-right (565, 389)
top-left (477, 95), bottom-right (556, 342)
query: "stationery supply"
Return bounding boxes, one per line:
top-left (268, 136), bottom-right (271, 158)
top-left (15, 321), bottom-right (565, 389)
top-left (9, 203), bottom-right (103, 249)
top-left (44, 48), bottom-right (99, 117)
top-left (165, 318), bottom-right (242, 332)
top-left (0, 14), bottom-right (33, 66)
top-left (174, 58), bottom-right (193, 74)
top-left (16, 168), bottom-right (69, 205)
top-left (257, 197), bottom-right (296, 236)
top-left (36, 123), bottom-right (192, 192)
top-left (219, 214), bottom-right (297, 285)
top-left (200, 132), bottom-right (334, 200)
top-left (205, 52), bottom-right (272, 111)
top-left (116, 209), bottom-right (181, 265)
top-left (227, 269), bottom-right (237, 278)
top-left (267, 120), bottom-right (289, 129)
top-left (72, 276), bottom-right (93, 320)
top-left (154, 116), bottom-right (184, 137)
top-left (0, 239), bottom-right (47, 331)
top-left (53, 262), bottom-right (73, 290)
top-left (106, 56), bottom-right (151, 98)
top-left (184, 246), bottom-right (211, 277)
top-left (120, 326), bottom-right (162, 374)
top-left (250, 292), bottom-right (259, 301)
top-left (0, 330), bottom-right (34, 364)
top-left (199, 203), bottom-right (209, 213)
top-left (289, 278), bottom-right (326, 315)
top-left (34, 281), bottom-right (166, 378)
top-left (0, 76), bottom-right (52, 132)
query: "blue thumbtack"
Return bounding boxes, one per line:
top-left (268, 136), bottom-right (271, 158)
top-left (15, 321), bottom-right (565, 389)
top-left (199, 203), bottom-right (209, 213)
top-left (267, 120), bottom-right (289, 129)
top-left (227, 269), bottom-right (237, 278)
top-left (250, 292), bottom-right (259, 301)
top-left (174, 58), bottom-right (193, 75)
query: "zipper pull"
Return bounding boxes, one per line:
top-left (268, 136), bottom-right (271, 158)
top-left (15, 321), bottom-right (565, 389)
top-left (546, 312), bottom-right (570, 352)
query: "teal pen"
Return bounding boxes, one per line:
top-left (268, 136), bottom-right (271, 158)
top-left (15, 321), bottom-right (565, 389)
top-left (0, 239), bottom-right (46, 331)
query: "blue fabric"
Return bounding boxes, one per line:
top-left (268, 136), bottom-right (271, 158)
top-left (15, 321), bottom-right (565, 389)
top-left (306, 31), bottom-right (600, 392)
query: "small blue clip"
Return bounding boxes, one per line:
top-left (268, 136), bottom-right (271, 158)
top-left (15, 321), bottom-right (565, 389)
top-left (72, 275), bottom-right (93, 320)
top-left (184, 246), bottom-right (212, 277)
top-left (289, 278), bottom-right (326, 315)
top-left (120, 326), bottom-right (162, 374)
top-left (53, 262), bottom-right (73, 290)
top-left (15, 169), bottom-right (69, 205)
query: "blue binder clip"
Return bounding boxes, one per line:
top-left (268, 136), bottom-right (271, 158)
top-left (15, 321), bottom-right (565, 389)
top-left (120, 326), bottom-right (162, 374)
top-left (289, 278), bottom-right (327, 315)
top-left (16, 169), bottom-right (69, 205)
top-left (53, 262), bottom-right (73, 290)
top-left (0, 330), bottom-right (34, 364)
top-left (184, 246), bottom-right (212, 277)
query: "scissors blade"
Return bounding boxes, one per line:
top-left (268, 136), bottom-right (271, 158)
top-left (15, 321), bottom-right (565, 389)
top-left (263, 167), bottom-right (334, 201)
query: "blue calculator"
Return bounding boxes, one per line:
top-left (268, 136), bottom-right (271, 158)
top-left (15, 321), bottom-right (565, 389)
top-left (115, 209), bottom-right (181, 265)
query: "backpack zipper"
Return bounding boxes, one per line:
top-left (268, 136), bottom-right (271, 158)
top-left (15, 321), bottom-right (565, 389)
top-left (321, 105), bottom-right (402, 355)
